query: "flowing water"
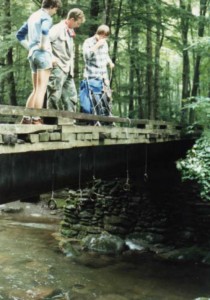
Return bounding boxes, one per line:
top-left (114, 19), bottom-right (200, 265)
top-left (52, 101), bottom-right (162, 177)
top-left (0, 203), bottom-right (210, 300)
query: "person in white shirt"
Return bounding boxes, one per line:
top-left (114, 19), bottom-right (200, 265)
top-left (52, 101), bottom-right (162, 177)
top-left (80, 25), bottom-right (114, 117)
top-left (47, 8), bottom-right (85, 112)
top-left (16, 0), bottom-right (62, 124)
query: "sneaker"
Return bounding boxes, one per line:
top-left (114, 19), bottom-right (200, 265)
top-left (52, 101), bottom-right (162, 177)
top-left (21, 117), bottom-right (32, 124)
top-left (32, 118), bottom-right (43, 125)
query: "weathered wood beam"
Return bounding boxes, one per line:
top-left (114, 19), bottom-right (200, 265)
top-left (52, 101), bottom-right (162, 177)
top-left (0, 105), bottom-right (180, 127)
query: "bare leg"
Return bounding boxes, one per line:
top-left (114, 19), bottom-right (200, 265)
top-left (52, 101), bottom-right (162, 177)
top-left (25, 73), bottom-right (37, 108)
top-left (34, 69), bottom-right (51, 109)
top-left (26, 69), bottom-right (51, 109)
top-left (22, 70), bottom-right (51, 124)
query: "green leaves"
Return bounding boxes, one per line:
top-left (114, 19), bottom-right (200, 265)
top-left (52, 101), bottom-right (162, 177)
top-left (184, 37), bottom-right (210, 55)
top-left (177, 135), bottom-right (210, 201)
top-left (182, 96), bottom-right (210, 129)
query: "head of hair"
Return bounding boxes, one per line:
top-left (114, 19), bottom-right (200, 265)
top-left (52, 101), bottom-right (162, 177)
top-left (96, 25), bottom-right (110, 36)
top-left (67, 8), bottom-right (85, 22)
top-left (42, 0), bottom-right (62, 9)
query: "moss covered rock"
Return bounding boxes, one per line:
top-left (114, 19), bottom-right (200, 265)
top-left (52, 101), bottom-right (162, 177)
top-left (82, 232), bottom-right (126, 254)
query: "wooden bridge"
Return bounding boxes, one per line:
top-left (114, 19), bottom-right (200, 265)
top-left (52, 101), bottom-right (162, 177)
top-left (0, 105), bottom-right (193, 203)
top-left (0, 105), bottom-right (182, 151)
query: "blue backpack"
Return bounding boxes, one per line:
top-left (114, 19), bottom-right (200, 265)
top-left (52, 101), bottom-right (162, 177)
top-left (79, 79), bottom-right (103, 114)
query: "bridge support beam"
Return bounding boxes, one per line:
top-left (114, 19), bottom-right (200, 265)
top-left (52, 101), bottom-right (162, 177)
top-left (0, 140), bottom-right (194, 204)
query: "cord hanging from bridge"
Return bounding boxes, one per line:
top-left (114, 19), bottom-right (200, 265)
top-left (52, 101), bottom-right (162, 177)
top-left (123, 147), bottom-right (130, 191)
top-left (92, 150), bottom-right (96, 182)
top-left (144, 144), bottom-right (148, 182)
top-left (47, 151), bottom-right (57, 210)
top-left (78, 153), bottom-right (83, 200)
top-left (126, 117), bottom-right (132, 127)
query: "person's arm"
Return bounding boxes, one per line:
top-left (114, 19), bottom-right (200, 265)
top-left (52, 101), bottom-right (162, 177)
top-left (49, 24), bottom-right (60, 66)
top-left (90, 38), bottom-right (106, 52)
top-left (49, 24), bottom-right (60, 43)
top-left (40, 17), bottom-right (52, 50)
top-left (108, 56), bottom-right (115, 69)
top-left (83, 39), bottom-right (95, 61)
top-left (16, 22), bottom-right (29, 50)
top-left (105, 41), bottom-right (114, 69)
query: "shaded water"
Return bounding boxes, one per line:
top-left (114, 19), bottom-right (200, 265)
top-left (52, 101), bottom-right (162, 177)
top-left (0, 206), bottom-right (210, 300)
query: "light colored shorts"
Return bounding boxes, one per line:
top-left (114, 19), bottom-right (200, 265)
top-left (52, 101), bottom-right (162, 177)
top-left (29, 50), bottom-right (52, 73)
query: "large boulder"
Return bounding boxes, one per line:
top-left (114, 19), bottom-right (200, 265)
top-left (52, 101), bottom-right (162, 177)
top-left (82, 232), bottom-right (126, 254)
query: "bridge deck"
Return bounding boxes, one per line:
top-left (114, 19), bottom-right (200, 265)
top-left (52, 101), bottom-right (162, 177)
top-left (0, 105), bottom-right (192, 203)
top-left (0, 105), bottom-right (182, 154)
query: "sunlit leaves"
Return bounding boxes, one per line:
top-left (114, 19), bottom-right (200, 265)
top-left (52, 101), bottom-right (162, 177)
top-left (177, 135), bottom-right (210, 201)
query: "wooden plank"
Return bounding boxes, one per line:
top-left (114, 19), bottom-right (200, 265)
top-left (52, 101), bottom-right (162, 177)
top-left (0, 105), bottom-right (185, 155)
top-left (84, 133), bottom-right (93, 141)
top-left (0, 105), bottom-right (128, 125)
top-left (100, 138), bottom-right (148, 145)
top-left (28, 134), bottom-right (39, 144)
top-left (92, 132), bottom-right (99, 140)
top-left (39, 132), bottom-right (50, 142)
top-left (0, 124), bottom-right (58, 134)
top-left (61, 125), bottom-right (94, 133)
top-left (0, 104), bottom-right (182, 128)
top-left (61, 133), bottom-right (77, 142)
top-left (57, 117), bottom-right (75, 125)
top-left (0, 115), bottom-right (19, 124)
top-left (50, 132), bottom-right (61, 141)
top-left (0, 132), bottom-right (183, 154)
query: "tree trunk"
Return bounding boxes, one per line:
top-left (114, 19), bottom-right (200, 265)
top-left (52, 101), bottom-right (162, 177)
top-left (129, 57), bottom-right (134, 118)
top-left (111, 0), bottom-right (123, 91)
top-left (191, 0), bottom-right (208, 97)
top-left (154, 0), bottom-right (164, 120)
top-left (104, 0), bottom-right (113, 26)
top-left (89, 0), bottom-right (100, 36)
top-left (180, 0), bottom-right (191, 124)
top-left (135, 65), bottom-right (144, 119)
top-left (180, 0), bottom-right (191, 101)
top-left (2, 0), bottom-right (17, 106)
top-left (6, 49), bottom-right (17, 106)
top-left (146, 4), bottom-right (154, 119)
top-left (189, 0), bottom-right (208, 123)
top-left (128, 0), bottom-right (141, 118)
top-left (112, 0), bottom-right (123, 66)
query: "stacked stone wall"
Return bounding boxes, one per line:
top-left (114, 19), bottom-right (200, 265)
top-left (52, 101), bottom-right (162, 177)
top-left (61, 179), bottom-right (141, 239)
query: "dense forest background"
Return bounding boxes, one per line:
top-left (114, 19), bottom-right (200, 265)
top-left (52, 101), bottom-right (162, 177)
top-left (0, 0), bottom-right (210, 122)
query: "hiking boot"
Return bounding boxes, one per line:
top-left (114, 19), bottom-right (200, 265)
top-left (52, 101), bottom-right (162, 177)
top-left (21, 117), bottom-right (32, 124)
top-left (32, 118), bottom-right (43, 125)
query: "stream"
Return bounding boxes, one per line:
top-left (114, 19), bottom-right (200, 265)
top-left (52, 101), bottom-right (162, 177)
top-left (0, 202), bottom-right (209, 300)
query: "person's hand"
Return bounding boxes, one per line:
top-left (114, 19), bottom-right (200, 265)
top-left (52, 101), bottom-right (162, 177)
top-left (109, 61), bottom-right (115, 69)
top-left (104, 78), bottom-right (110, 86)
top-left (39, 43), bottom-right (48, 51)
top-left (91, 35), bottom-right (107, 52)
top-left (52, 57), bottom-right (58, 67)
top-left (96, 38), bottom-right (106, 47)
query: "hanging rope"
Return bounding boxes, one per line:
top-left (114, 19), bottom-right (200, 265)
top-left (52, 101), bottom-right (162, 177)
top-left (51, 153), bottom-right (55, 200)
top-left (144, 144), bottom-right (148, 182)
top-left (47, 151), bottom-right (57, 210)
top-left (123, 147), bottom-right (130, 191)
top-left (126, 117), bottom-right (132, 127)
top-left (92, 150), bottom-right (96, 182)
top-left (78, 153), bottom-right (83, 200)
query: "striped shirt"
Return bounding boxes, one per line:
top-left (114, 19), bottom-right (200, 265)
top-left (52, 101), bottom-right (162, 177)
top-left (83, 36), bottom-right (112, 80)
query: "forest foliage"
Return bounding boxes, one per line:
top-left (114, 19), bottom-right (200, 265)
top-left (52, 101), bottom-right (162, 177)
top-left (177, 134), bottom-right (210, 201)
top-left (0, 0), bottom-right (210, 122)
